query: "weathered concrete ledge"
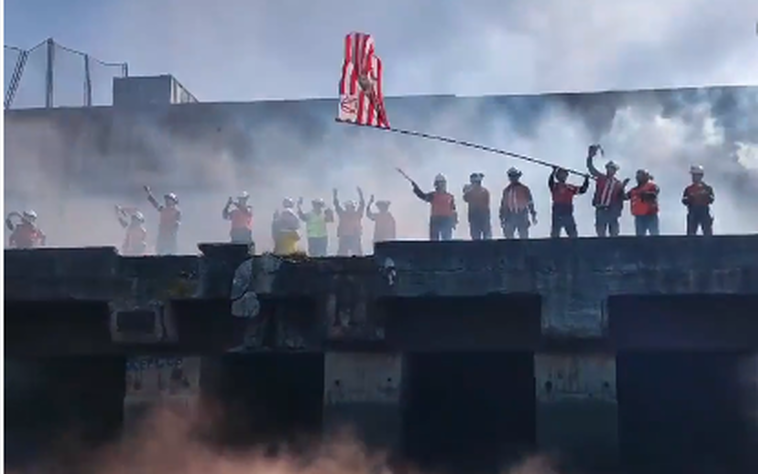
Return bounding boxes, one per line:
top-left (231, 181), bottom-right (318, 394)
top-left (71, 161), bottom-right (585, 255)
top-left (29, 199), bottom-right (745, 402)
top-left (6, 236), bottom-right (758, 472)
top-left (6, 236), bottom-right (758, 355)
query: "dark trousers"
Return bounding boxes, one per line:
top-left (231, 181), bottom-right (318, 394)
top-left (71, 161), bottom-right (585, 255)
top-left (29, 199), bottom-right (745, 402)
top-left (595, 207), bottom-right (620, 237)
top-left (337, 235), bottom-right (362, 256)
top-left (468, 211), bottom-right (492, 240)
top-left (156, 232), bottom-right (177, 255)
top-left (687, 207), bottom-right (713, 236)
top-left (634, 214), bottom-right (660, 236)
top-left (501, 211), bottom-right (530, 239)
top-left (230, 228), bottom-right (253, 244)
top-left (429, 216), bottom-right (454, 241)
top-left (307, 236), bottom-right (328, 257)
top-left (550, 211), bottom-right (578, 238)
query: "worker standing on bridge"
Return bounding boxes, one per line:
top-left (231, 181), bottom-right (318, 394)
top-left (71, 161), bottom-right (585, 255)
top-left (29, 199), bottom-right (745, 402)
top-left (297, 197), bottom-right (333, 257)
top-left (366, 195), bottom-right (396, 247)
top-left (223, 192), bottom-right (253, 244)
top-left (625, 169), bottom-right (660, 236)
top-left (548, 167), bottom-right (589, 238)
top-left (272, 198), bottom-right (301, 255)
top-left (6, 210), bottom-right (46, 249)
top-left (412, 174), bottom-right (457, 241)
top-left (115, 206), bottom-right (147, 256)
top-left (586, 145), bottom-right (628, 237)
top-left (333, 187), bottom-right (366, 256)
top-left (143, 186), bottom-right (181, 255)
top-left (463, 172), bottom-right (491, 240)
top-left (682, 165), bottom-right (714, 236)
top-left (499, 168), bottom-right (537, 239)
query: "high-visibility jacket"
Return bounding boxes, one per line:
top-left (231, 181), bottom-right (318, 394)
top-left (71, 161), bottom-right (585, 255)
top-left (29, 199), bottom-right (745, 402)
top-left (629, 182), bottom-right (659, 216)
top-left (9, 223), bottom-right (44, 249)
top-left (123, 225), bottom-right (147, 255)
top-left (682, 182), bottom-right (714, 208)
top-left (337, 210), bottom-right (362, 237)
top-left (230, 207), bottom-right (253, 230)
top-left (431, 192), bottom-right (456, 217)
top-left (159, 207), bottom-right (181, 234)
top-left (593, 176), bottom-right (624, 208)
top-left (305, 212), bottom-right (328, 238)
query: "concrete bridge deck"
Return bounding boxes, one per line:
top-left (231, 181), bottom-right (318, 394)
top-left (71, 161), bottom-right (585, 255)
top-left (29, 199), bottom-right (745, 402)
top-left (6, 236), bottom-right (758, 472)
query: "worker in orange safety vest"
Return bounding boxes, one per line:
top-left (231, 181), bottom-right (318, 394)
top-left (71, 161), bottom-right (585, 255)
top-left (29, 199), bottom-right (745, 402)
top-left (223, 192), bottom-right (254, 244)
top-left (412, 173), bottom-right (457, 241)
top-left (115, 205), bottom-right (147, 256)
top-left (625, 169), bottom-right (660, 236)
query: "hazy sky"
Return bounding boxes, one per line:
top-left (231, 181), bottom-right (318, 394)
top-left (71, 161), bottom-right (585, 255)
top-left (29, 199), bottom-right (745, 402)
top-left (5, 0), bottom-right (758, 102)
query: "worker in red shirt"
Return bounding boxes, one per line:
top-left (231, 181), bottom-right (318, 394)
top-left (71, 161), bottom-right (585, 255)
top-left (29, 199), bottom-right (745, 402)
top-left (115, 206), bottom-right (147, 256)
top-left (499, 168), bottom-right (537, 239)
top-left (682, 165), bottom-right (714, 236)
top-left (412, 174), bottom-right (457, 241)
top-left (366, 195), bottom-right (396, 247)
top-left (463, 172), bottom-right (491, 240)
top-left (548, 167), bottom-right (589, 238)
top-left (223, 192), bottom-right (253, 244)
top-left (625, 169), bottom-right (660, 236)
top-left (144, 185), bottom-right (181, 255)
top-left (586, 145), bottom-right (629, 237)
top-left (6, 210), bottom-right (45, 249)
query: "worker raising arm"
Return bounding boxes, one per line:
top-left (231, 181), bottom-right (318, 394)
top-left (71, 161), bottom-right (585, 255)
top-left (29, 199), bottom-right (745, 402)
top-left (412, 174), bottom-right (457, 241)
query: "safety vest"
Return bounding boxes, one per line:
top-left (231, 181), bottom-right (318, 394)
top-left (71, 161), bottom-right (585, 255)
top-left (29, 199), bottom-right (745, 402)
top-left (10, 223), bottom-right (42, 249)
top-left (593, 175), bottom-right (623, 208)
top-left (305, 212), bottom-right (328, 238)
top-left (629, 182), bottom-right (659, 216)
top-left (230, 208), bottom-right (253, 230)
top-left (502, 184), bottom-right (531, 213)
top-left (159, 207), bottom-right (180, 233)
top-left (683, 182), bottom-right (713, 207)
top-left (337, 210), bottom-right (362, 237)
top-left (431, 192), bottom-right (455, 217)
top-left (123, 225), bottom-right (147, 255)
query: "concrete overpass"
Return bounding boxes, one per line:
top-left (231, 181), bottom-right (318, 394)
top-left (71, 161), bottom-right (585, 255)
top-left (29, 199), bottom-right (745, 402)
top-left (5, 236), bottom-right (758, 472)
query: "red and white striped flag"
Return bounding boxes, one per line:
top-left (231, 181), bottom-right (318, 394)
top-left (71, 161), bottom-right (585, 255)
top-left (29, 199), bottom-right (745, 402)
top-left (337, 32), bottom-right (390, 128)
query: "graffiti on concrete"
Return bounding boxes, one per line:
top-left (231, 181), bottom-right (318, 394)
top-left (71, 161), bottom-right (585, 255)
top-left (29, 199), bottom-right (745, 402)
top-left (125, 356), bottom-right (198, 398)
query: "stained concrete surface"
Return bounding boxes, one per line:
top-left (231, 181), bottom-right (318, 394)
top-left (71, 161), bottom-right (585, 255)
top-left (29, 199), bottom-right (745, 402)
top-left (208, 354), bottom-right (325, 450)
top-left (4, 357), bottom-right (125, 469)
top-left (617, 352), bottom-right (758, 472)
top-left (382, 295), bottom-right (542, 352)
top-left (403, 352), bottom-right (536, 473)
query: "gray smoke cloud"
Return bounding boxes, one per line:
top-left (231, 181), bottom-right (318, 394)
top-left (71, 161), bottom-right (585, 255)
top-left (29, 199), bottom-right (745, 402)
top-left (5, 0), bottom-right (758, 252)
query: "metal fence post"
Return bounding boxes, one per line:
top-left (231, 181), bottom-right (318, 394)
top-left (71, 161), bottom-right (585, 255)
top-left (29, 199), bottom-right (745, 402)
top-left (45, 38), bottom-right (55, 108)
top-left (84, 54), bottom-right (92, 106)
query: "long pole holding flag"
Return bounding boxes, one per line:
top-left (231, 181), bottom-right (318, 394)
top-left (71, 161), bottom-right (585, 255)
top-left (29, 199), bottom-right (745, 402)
top-left (335, 119), bottom-right (595, 179)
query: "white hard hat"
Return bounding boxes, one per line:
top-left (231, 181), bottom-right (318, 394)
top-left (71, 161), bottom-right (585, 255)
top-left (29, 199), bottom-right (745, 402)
top-left (132, 211), bottom-right (145, 222)
top-left (22, 210), bottom-right (37, 220)
top-left (282, 198), bottom-right (294, 208)
top-left (238, 191), bottom-right (249, 200)
top-left (690, 164), bottom-right (704, 175)
top-left (434, 173), bottom-right (446, 183)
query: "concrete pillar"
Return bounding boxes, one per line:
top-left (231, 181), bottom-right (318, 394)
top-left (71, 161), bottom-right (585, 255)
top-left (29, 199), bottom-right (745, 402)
top-left (123, 356), bottom-right (204, 431)
top-left (534, 353), bottom-right (618, 470)
top-left (323, 352), bottom-right (406, 451)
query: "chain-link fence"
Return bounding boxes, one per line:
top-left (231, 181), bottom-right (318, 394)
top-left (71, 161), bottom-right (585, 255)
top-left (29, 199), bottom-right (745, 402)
top-left (4, 38), bottom-right (128, 109)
